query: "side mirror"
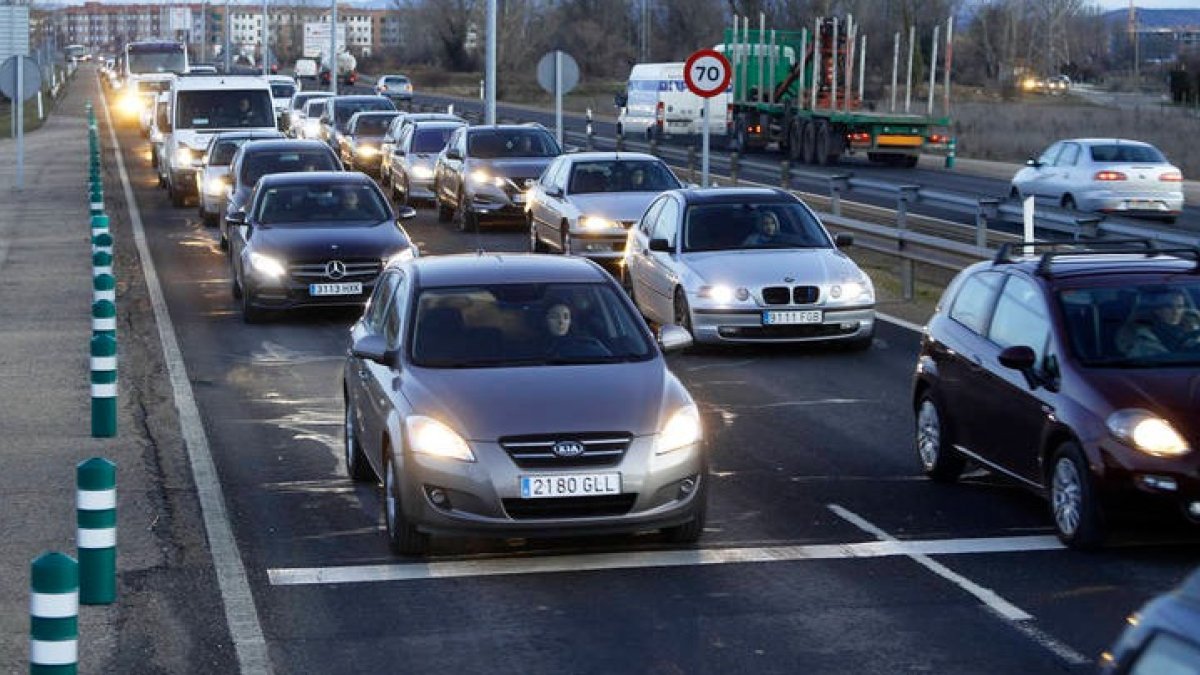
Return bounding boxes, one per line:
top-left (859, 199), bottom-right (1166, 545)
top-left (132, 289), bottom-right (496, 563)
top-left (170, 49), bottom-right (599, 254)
top-left (658, 325), bottom-right (693, 353)
top-left (648, 238), bottom-right (671, 253)
top-left (614, 93), bottom-right (628, 108)
top-left (1026, 157), bottom-right (1041, 168)
top-left (445, 148), bottom-right (462, 160)
top-left (351, 334), bottom-right (398, 368)
top-left (396, 206), bottom-right (417, 220)
top-left (225, 210), bottom-right (246, 226)
top-left (998, 345), bottom-right (1039, 387)
top-left (834, 232), bottom-right (854, 247)
top-left (546, 186), bottom-right (563, 198)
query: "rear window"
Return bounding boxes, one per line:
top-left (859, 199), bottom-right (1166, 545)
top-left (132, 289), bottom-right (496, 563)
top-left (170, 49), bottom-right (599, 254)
top-left (335, 100), bottom-right (396, 127)
top-left (241, 149), bottom-right (338, 185)
top-left (270, 83), bottom-right (296, 99)
top-left (1089, 144), bottom-right (1166, 164)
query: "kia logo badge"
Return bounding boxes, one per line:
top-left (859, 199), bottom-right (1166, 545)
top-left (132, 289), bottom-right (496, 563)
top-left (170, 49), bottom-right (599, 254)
top-left (552, 441), bottom-right (585, 458)
top-left (325, 260), bottom-right (347, 280)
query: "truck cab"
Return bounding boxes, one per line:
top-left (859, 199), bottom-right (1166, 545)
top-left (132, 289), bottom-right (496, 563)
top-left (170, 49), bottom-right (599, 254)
top-left (163, 76), bottom-right (276, 207)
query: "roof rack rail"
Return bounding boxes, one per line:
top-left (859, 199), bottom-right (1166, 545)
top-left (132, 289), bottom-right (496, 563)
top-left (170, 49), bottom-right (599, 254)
top-left (993, 239), bottom-right (1156, 266)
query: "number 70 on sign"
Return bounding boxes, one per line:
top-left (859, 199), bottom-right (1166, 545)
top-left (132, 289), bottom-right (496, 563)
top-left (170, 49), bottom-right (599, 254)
top-left (683, 49), bottom-right (731, 98)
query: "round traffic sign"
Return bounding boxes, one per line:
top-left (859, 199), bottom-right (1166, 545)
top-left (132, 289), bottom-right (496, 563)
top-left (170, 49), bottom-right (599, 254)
top-left (683, 49), bottom-right (731, 99)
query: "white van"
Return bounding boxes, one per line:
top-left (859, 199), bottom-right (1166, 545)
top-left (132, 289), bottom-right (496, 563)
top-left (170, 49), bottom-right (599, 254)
top-left (295, 58), bottom-right (318, 80)
top-left (616, 63), bottom-right (728, 141)
top-left (163, 75), bottom-right (276, 207)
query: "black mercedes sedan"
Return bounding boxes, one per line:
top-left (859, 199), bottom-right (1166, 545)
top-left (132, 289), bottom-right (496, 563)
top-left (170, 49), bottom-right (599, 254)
top-left (228, 172), bottom-right (418, 322)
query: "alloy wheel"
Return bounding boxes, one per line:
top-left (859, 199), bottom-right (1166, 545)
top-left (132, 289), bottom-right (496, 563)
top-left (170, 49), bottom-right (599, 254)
top-left (1051, 457), bottom-right (1082, 537)
top-left (916, 400), bottom-right (941, 471)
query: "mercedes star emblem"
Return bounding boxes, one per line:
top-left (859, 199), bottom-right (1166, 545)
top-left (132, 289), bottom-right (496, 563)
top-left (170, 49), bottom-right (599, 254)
top-left (325, 260), bottom-right (347, 280)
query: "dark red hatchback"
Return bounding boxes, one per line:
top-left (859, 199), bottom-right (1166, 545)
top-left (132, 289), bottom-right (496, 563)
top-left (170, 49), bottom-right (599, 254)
top-left (912, 241), bottom-right (1200, 548)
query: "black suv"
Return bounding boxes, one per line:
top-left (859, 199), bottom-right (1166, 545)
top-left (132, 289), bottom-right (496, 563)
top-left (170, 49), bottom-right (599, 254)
top-left (912, 241), bottom-right (1200, 548)
top-left (433, 124), bottom-right (561, 231)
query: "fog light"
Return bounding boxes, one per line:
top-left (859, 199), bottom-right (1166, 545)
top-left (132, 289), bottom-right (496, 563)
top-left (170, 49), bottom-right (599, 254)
top-left (1187, 501), bottom-right (1200, 518)
top-left (1137, 474), bottom-right (1178, 492)
top-left (840, 321), bottom-right (858, 330)
top-left (426, 487), bottom-right (450, 507)
top-left (678, 477), bottom-right (696, 495)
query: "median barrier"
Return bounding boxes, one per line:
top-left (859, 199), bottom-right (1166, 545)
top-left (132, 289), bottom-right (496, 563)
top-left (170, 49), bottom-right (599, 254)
top-left (92, 274), bottom-right (115, 304)
top-left (89, 215), bottom-right (108, 240)
top-left (30, 552), bottom-right (78, 674)
top-left (90, 334), bottom-right (117, 438)
top-left (91, 300), bottom-right (115, 340)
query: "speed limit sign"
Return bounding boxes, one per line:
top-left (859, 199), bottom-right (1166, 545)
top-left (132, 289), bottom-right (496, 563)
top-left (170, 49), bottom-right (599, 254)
top-left (684, 49), bottom-right (731, 99)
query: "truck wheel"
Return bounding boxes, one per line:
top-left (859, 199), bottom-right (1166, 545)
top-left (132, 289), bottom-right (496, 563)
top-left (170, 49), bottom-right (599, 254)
top-left (788, 122), bottom-right (804, 162)
top-left (801, 122), bottom-right (817, 164)
top-left (815, 122), bottom-right (834, 166)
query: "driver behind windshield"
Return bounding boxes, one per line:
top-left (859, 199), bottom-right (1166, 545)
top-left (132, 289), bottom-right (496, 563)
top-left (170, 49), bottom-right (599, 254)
top-left (1118, 289), bottom-right (1200, 357)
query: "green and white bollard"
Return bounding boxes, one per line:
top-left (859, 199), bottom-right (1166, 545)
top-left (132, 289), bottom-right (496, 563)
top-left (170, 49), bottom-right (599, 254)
top-left (92, 232), bottom-right (113, 257)
top-left (90, 214), bottom-right (109, 240)
top-left (92, 251), bottom-right (112, 280)
top-left (945, 138), bottom-right (957, 169)
top-left (88, 188), bottom-right (104, 216)
top-left (92, 274), bottom-right (115, 305)
top-left (30, 552), bottom-right (78, 674)
top-left (92, 300), bottom-right (116, 340)
top-left (90, 334), bottom-right (117, 438)
top-left (77, 458), bottom-right (117, 605)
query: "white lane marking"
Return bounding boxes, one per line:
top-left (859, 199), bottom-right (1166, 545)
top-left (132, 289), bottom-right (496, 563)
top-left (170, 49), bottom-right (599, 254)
top-left (267, 534), bottom-right (1064, 586)
top-left (750, 398), bottom-right (870, 409)
top-left (99, 82), bottom-right (273, 674)
top-left (876, 311), bottom-right (924, 333)
top-left (828, 504), bottom-right (1089, 666)
top-left (687, 360), bottom-right (755, 372)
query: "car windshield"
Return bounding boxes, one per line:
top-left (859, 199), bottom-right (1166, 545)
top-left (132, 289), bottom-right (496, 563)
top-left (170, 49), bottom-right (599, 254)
top-left (1058, 281), bottom-right (1200, 367)
top-left (128, 48), bottom-right (186, 74)
top-left (291, 93), bottom-right (324, 110)
top-left (270, 83), bottom-right (296, 99)
top-left (682, 202), bottom-right (832, 252)
top-left (176, 90), bottom-right (274, 129)
top-left (353, 114), bottom-right (398, 135)
top-left (410, 283), bottom-right (655, 368)
top-left (305, 101), bottom-right (326, 116)
top-left (210, 139), bottom-right (249, 165)
top-left (258, 183), bottom-right (390, 225)
top-left (568, 160), bottom-right (681, 194)
top-left (335, 100), bottom-right (394, 128)
top-left (412, 127), bottom-right (457, 154)
top-left (1089, 144), bottom-right (1166, 163)
top-left (241, 150), bottom-right (338, 185)
top-left (467, 129), bottom-right (560, 158)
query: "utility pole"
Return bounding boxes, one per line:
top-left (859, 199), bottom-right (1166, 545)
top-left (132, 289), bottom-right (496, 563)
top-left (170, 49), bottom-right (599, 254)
top-left (330, 0), bottom-right (337, 94)
top-left (262, 0), bottom-right (269, 75)
top-left (485, 0), bottom-right (496, 124)
top-left (224, 0), bottom-right (231, 72)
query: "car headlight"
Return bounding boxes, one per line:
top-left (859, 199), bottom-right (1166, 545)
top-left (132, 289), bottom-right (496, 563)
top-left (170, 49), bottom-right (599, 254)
top-left (698, 285), bottom-right (748, 304)
top-left (356, 145), bottom-right (379, 158)
top-left (411, 165), bottom-right (434, 179)
top-left (248, 252), bottom-right (286, 279)
top-left (1107, 409), bottom-right (1191, 457)
top-left (579, 216), bottom-right (618, 231)
top-left (303, 120), bottom-right (320, 136)
top-left (470, 169), bottom-right (504, 187)
top-left (205, 176), bottom-right (229, 197)
top-left (174, 146), bottom-right (195, 168)
top-left (383, 248), bottom-right (416, 267)
top-left (404, 416), bottom-right (476, 462)
top-left (656, 403), bottom-right (701, 455)
top-left (828, 278), bottom-right (875, 305)
top-left (118, 93), bottom-right (142, 115)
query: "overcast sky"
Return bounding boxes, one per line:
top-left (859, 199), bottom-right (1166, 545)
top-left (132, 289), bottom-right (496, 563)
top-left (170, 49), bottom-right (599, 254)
top-left (1097, 0), bottom-right (1200, 9)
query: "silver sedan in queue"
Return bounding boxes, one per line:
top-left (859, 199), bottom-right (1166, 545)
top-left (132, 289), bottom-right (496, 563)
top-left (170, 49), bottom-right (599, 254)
top-left (526, 152), bottom-right (683, 264)
top-left (343, 254), bottom-right (705, 555)
top-left (623, 188), bottom-right (876, 349)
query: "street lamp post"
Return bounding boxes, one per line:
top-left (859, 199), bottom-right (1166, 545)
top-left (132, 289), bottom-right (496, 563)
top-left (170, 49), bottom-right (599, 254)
top-left (262, 0), bottom-right (269, 75)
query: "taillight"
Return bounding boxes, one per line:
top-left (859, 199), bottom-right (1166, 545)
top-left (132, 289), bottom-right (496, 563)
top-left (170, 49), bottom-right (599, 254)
top-left (848, 132), bottom-right (870, 143)
top-left (929, 133), bottom-right (948, 144)
top-left (1094, 170), bottom-right (1127, 181)
top-left (1160, 171), bottom-right (1183, 182)
top-left (655, 102), bottom-right (664, 129)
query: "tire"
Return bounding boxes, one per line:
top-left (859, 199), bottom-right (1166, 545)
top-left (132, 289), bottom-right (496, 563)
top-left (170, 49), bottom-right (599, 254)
top-left (455, 192), bottom-right (476, 233)
top-left (1048, 442), bottom-right (1105, 549)
top-left (169, 180), bottom-right (186, 208)
top-left (398, 178), bottom-right (411, 207)
top-left (436, 185), bottom-right (453, 223)
top-left (788, 122), bottom-right (803, 162)
top-left (801, 121), bottom-right (817, 165)
top-left (663, 484), bottom-right (707, 544)
top-left (673, 287), bottom-right (693, 337)
top-left (1009, 185), bottom-right (1022, 201)
top-left (384, 448), bottom-right (429, 555)
top-left (1061, 195), bottom-right (1076, 211)
top-left (529, 214), bottom-right (549, 253)
top-left (914, 392), bottom-right (966, 483)
top-left (230, 265), bottom-right (242, 300)
top-left (560, 225), bottom-right (571, 255)
top-left (815, 121), bottom-right (835, 166)
top-left (344, 399), bottom-right (374, 482)
top-left (240, 285), bottom-right (267, 324)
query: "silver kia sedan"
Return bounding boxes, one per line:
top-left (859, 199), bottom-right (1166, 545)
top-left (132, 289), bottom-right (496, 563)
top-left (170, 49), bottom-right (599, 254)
top-left (527, 152), bottom-right (683, 264)
top-left (1010, 138), bottom-right (1185, 223)
top-left (343, 254), bottom-right (705, 555)
top-left (623, 188), bottom-right (875, 349)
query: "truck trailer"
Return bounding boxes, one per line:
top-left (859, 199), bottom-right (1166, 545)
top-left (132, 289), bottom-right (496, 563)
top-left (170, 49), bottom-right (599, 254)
top-left (722, 15), bottom-right (953, 167)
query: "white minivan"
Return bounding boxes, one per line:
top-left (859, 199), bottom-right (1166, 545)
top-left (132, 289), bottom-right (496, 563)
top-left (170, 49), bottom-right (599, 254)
top-left (163, 75), bottom-right (276, 207)
top-left (615, 63), bottom-right (728, 141)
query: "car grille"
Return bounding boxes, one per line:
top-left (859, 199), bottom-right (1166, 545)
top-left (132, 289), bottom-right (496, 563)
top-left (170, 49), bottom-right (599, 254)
top-left (502, 494), bottom-right (637, 520)
top-left (761, 285), bottom-right (820, 305)
top-left (287, 259), bottom-right (381, 282)
top-left (500, 433), bottom-right (632, 469)
top-left (718, 324), bottom-right (857, 340)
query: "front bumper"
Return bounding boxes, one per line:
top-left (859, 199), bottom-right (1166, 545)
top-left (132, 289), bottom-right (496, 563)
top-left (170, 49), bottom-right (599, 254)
top-left (244, 273), bottom-right (379, 312)
top-left (1097, 438), bottom-right (1200, 523)
top-left (467, 188), bottom-right (529, 221)
top-left (569, 227), bottom-right (629, 261)
top-left (690, 306), bottom-right (876, 344)
top-left (399, 435), bottom-right (706, 538)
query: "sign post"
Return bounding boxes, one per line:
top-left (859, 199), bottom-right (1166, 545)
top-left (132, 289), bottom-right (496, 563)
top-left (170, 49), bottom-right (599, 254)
top-left (1, 55), bottom-right (42, 191)
top-left (684, 49), bottom-right (731, 188)
top-left (536, 50), bottom-right (579, 148)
